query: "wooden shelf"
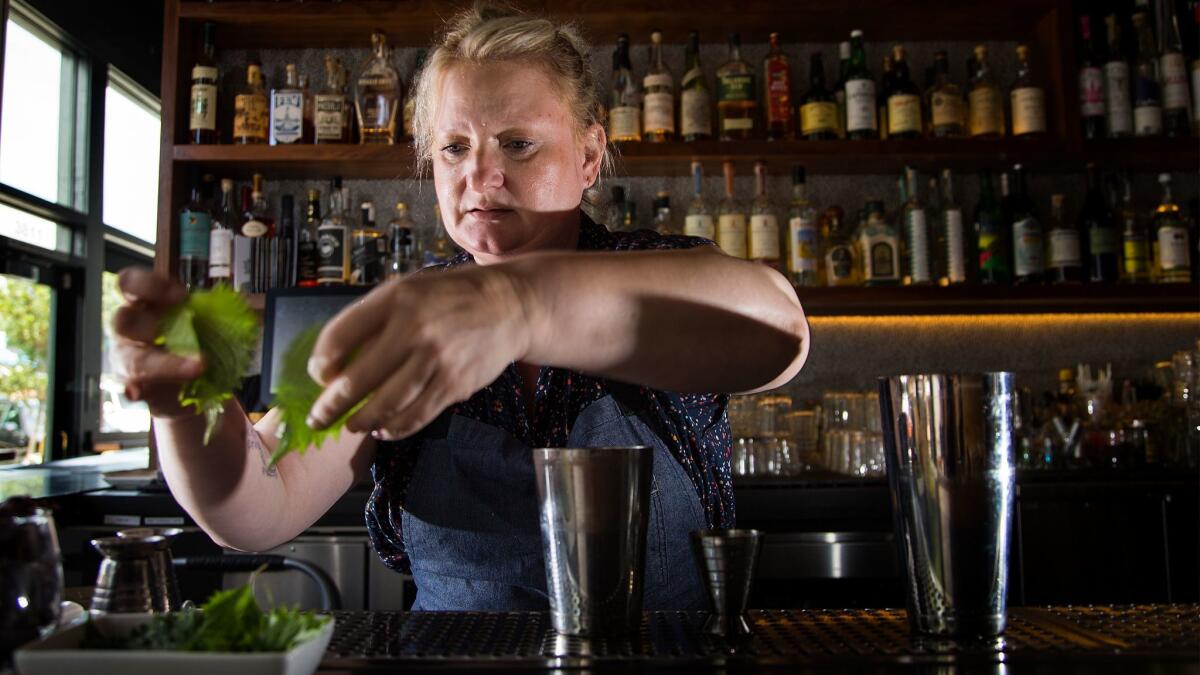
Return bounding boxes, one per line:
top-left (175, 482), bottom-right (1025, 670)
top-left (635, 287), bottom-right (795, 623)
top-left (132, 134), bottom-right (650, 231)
top-left (798, 283), bottom-right (1200, 316)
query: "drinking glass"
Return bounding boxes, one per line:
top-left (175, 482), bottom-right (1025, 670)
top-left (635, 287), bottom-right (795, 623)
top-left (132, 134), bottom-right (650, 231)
top-left (0, 503), bottom-right (63, 666)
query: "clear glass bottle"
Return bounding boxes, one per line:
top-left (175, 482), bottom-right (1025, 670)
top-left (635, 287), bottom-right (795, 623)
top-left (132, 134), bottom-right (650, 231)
top-left (349, 201), bottom-right (382, 286)
top-left (799, 51), bottom-right (838, 140)
top-left (270, 63), bottom-right (310, 145)
top-left (652, 190), bottom-right (674, 235)
top-left (1010, 44), bottom-right (1047, 137)
top-left (1079, 14), bottom-right (1107, 139)
top-left (1154, 173), bottom-right (1191, 282)
top-left (763, 32), bottom-right (793, 140)
top-left (1118, 173), bottom-right (1151, 282)
top-left (297, 189), bottom-right (320, 287)
top-left (887, 45), bottom-right (922, 139)
top-left (717, 160), bottom-right (748, 258)
top-left (939, 169), bottom-right (969, 285)
top-left (859, 199), bottom-right (900, 285)
top-left (609, 34), bottom-right (641, 143)
top-left (680, 31), bottom-right (712, 141)
top-left (1081, 163), bottom-right (1119, 282)
top-left (1010, 164), bottom-right (1044, 284)
top-left (315, 56), bottom-right (351, 144)
top-left (233, 63), bottom-right (268, 144)
top-left (748, 160), bottom-right (782, 270)
top-left (179, 177), bottom-right (211, 291)
top-left (717, 33), bottom-right (758, 140)
top-left (1045, 193), bottom-right (1083, 283)
top-left (787, 165), bottom-right (819, 286)
top-left (423, 204), bottom-right (457, 267)
top-left (1132, 7), bottom-right (1164, 137)
top-left (967, 45), bottom-right (1005, 138)
top-left (242, 174), bottom-right (274, 238)
top-left (900, 167), bottom-right (932, 284)
top-left (844, 29), bottom-right (877, 139)
top-left (1158, 0), bottom-right (1192, 137)
top-left (317, 178), bottom-right (349, 284)
top-left (834, 40), bottom-right (851, 139)
top-left (1104, 12), bottom-right (1134, 137)
top-left (386, 202), bottom-right (418, 280)
top-left (208, 178), bottom-right (236, 284)
top-left (927, 50), bottom-right (965, 138)
top-left (355, 31), bottom-right (402, 144)
top-left (189, 21), bottom-right (218, 144)
top-left (822, 205), bottom-right (858, 286)
top-left (684, 161), bottom-right (715, 240)
top-left (643, 31), bottom-right (675, 142)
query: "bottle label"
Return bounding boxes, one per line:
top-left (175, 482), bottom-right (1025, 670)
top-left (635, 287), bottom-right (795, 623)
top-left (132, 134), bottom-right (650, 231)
top-left (234, 93), bottom-right (267, 140)
top-left (826, 245), bottom-right (854, 284)
top-left (680, 88), bottom-right (712, 137)
top-left (722, 117), bottom-right (754, 132)
top-left (242, 218), bottom-right (268, 238)
top-left (315, 95), bottom-right (347, 140)
top-left (1123, 232), bottom-right (1149, 275)
top-left (904, 209), bottom-right (931, 282)
top-left (845, 79), bottom-right (876, 132)
top-left (716, 214), bottom-right (748, 258)
top-left (1079, 67), bottom-right (1105, 117)
top-left (718, 73), bottom-right (755, 103)
top-left (681, 67), bottom-right (704, 90)
top-left (944, 209), bottom-right (966, 282)
top-left (765, 61), bottom-right (791, 125)
top-left (317, 226), bottom-right (346, 280)
top-left (1048, 230), bottom-right (1082, 267)
top-left (1160, 53), bottom-right (1190, 110)
top-left (1158, 225), bottom-right (1190, 270)
top-left (192, 65), bottom-right (217, 81)
top-left (931, 92), bottom-right (964, 129)
top-left (297, 240), bottom-right (318, 283)
top-left (968, 88), bottom-right (1003, 135)
top-left (887, 94), bottom-right (921, 135)
top-left (800, 102), bottom-right (837, 135)
top-left (1104, 61), bottom-right (1133, 134)
top-left (684, 213), bottom-right (715, 240)
top-left (270, 91), bottom-right (304, 144)
top-left (748, 214), bottom-right (780, 260)
top-left (866, 239), bottom-right (896, 280)
top-left (189, 83), bottom-right (217, 131)
top-left (1013, 217), bottom-right (1044, 277)
top-left (208, 228), bottom-right (233, 276)
top-left (1133, 104), bottom-right (1163, 136)
top-left (608, 106), bottom-right (640, 140)
top-left (180, 210), bottom-right (211, 259)
top-left (1011, 87), bottom-right (1046, 135)
top-left (788, 216), bottom-right (818, 274)
top-left (1089, 226), bottom-right (1118, 256)
top-left (643, 73), bottom-right (672, 90)
top-left (643, 91), bottom-right (675, 134)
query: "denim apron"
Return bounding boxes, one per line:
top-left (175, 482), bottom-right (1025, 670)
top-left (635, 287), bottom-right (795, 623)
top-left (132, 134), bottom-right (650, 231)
top-left (399, 391), bottom-right (708, 611)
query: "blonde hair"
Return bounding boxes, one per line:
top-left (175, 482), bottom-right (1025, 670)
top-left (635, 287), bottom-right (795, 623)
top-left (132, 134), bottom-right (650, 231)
top-left (410, 2), bottom-right (611, 183)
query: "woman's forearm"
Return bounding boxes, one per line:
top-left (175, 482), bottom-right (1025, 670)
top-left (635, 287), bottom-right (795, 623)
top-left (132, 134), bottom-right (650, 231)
top-left (509, 247), bottom-right (809, 394)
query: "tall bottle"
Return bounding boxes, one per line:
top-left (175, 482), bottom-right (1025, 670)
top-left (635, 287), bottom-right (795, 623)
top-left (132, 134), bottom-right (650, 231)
top-left (1118, 173), bottom-right (1151, 282)
top-left (423, 204), bottom-right (457, 267)
top-left (1010, 164), bottom-right (1044, 284)
top-left (975, 170), bottom-right (1011, 284)
top-left (1154, 173), bottom-right (1191, 282)
top-left (652, 191), bottom-right (674, 235)
top-left (877, 55), bottom-right (894, 139)
top-left (402, 50), bottom-right (426, 140)
top-left (208, 178), bottom-right (236, 284)
top-left (385, 202), bottom-right (418, 279)
top-left (939, 169), bottom-right (969, 285)
top-left (356, 31), bottom-right (402, 144)
top-left (642, 31), bottom-right (675, 142)
top-left (684, 160), bottom-right (715, 240)
top-left (278, 193), bottom-right (296, 288)
top-left (887, 45), bottom-right (922, 139)
top-left (680, 31), bottom-right (712, 141)
top-left (787, 166), bottom-right (819, 286)
top-left (967, 45), bottom-right (1005, 138)
top-left (1078, 14), bottom-right (1107, 140)
top-left (233, 63), bottom-right (268, 144)
top-left (1104, 12), bottom-right (1134, 137)
top-left (900, 167), bottom-right (932, 284)
top-left (189, 22), bottom-right (218, 144)
top-left (717, 161), bottom-right (748, 258)
top-left (927, 50), bottom-right (965, 138)
top-left (1045, 193), bottom-right (1083, 283)
top-left (608, 185), bottom-right (628, 231)
top-left (844, 29), bottom-right (877, 139)
top-left (179, 177), bottom-right (211, 291)
top-left (822, 206), bottom-right (858, 286)
top-left (315, 56), bottom-right (351, 144)
top-left (608, 34), bottom-right (641, 143)
top-left (270, 63), bottom-right (311, 145)
top-left (834, 40), bottom-right (851, 139)
top-left (1132, 6), bottom-right (1164, 137)
top-left (748, 161), bottom-right (781, 269)
top-left (799, 52), bottom-right (838, 140)
top-left (1159, 0), bottom-right (1192, 136)
top-left (1010, 44), bottom-right (1048, 137)
top-left (350, 201), bottom-right (383, 286)
top-left (859, 199), bottom-right (900, 285)
top-left (317, 179), bottom-right (349, 284)
top-left (717, 33), bottom-right (758, 140)
top-left (297, 189), bottom-right (320, 287)
top-left (1081, 164), bottom-right (1119, 282)
top-left (763, 32), bottom-right (793, 140)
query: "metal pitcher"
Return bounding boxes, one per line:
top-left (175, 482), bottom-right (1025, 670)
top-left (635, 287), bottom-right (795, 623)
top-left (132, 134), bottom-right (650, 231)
top-left (90, 528), bottom-right (183, 614)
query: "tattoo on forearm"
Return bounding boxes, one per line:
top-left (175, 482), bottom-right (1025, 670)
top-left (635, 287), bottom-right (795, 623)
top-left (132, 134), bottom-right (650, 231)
top-left (248, 424), bottom-right (278, 478)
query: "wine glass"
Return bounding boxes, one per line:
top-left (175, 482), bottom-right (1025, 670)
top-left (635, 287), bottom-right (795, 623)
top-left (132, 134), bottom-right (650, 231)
top-left (0, 499), bottom-right (64, 666)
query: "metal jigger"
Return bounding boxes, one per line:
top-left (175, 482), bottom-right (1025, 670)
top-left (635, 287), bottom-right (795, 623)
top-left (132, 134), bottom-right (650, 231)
top-left (691, 529), bottom-right (762, 637)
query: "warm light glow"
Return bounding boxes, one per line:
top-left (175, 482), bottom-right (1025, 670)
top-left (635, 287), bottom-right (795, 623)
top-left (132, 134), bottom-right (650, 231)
top-left (810, 312), bottom-right (1200, 330)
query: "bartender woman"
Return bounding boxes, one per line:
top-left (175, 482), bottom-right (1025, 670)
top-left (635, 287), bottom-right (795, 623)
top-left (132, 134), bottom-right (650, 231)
top-left (113, 4), bottom-right (809, 611)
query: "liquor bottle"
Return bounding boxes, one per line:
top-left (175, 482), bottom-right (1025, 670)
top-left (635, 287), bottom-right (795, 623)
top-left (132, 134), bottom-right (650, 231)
top-left (179, 177), bottom-right (211, 291)
top-left (927, 50), bottom-right (965, 138)
top-left (680, 31), bottom-right (712, 141)
top-left (717, 33), bottom-right (758, 140)
top-left (834, 41), bottom-right (851, 139)
top-left (967, 45), bottom-right (1005, 138)
top-left (317, 179), bottom-right (349, 284)
top-left (423, 204), bottom-right (457, 267)
top-left (763, 32), bottom-right (793, 140)
top-left (189, 22), bottom-right (218, 144)
top-left (1104, 12), bottom-right (1134, 137)
top-left (1154, 173), bottom-right (1191, 281)
top-left (233, 63), bottom-right (268, 144)
top-left (1081, 164), bottom-right (1119, 282)
top-left (1010, 164), bottom-right (1044, 284)
top-left (1078, 14), bottom-right (1107, 139)
top-left (975, 170), bottom-right (1011, 284)
top-left (899, 167), bottom-right (932, 284)
top-left (748, 161), bottom-right (782, 270)
top-left (386, 202), bottom-right (418, 280)
top-left (208, 178), bottom-right (236, 283)
top-left (1132, 7), bottom-right (1164, 136)
top-left (685, 161), bottom-right (715, 240)
top-left (1118, 173), bottom-right (1151, 282)
top-left (822, 206), bottom-right (858, 286)
top-left (356, 31), bottom-right (402, 144)
top-left (350, 201), bottom-right (383, 286)
top-left (787, 165), bottom-right (819, 286)
top-left (297, 189), bottom-right (320, 287)
top-left (642, 31), bottom-right (675, 142)
top-left (887, 45), bottom-right (922, 139)
top-left (402, 50), bottom-right (427, 141)
top-left (1010, 44), bottom-right (1047, 137)
top-left (277, 193), bottom-right (296, 288)
top-left (858, 199), bottom-right (900, 285)
top-left (844, 29), bottom-right (877, 139)
top-left (609, 34), bottom-right (641, 143)
top-left (315, 56), bottom-right (351, 144)
top-left (717, 161), bottom-right (748, 258)
top-left (939, 169), bottom-right (968, 284)
top-left (242, 174), bottom-right (273, 238)
top-left (877, 55), bottom-right (893, 139)
top-left (270, 64), bottom-right (309, 145)
top-left (608, 185), bottom-right (628, 231)
top-left (1159, 0), bottom-right (1192, 137)
top-left (799, 52), bottom-right (837, 140)
top-left (1045, 194), bottom-right (1083, 283)
top-left (652, 191), bottom-right (674, 235)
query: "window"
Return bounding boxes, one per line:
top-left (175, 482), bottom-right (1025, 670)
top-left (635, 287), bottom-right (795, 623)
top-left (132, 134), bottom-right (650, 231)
top-left (99, 270), bottom-right (149, 435)
top-left (103, 69), bottom-right (159, 245)
top-left (0, 274), bottom-right (52, 465)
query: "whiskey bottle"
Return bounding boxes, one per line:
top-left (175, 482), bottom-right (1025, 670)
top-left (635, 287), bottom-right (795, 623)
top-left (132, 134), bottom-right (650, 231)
top-left (315, 56), bottom-right (351, 144)
top-left (1154, 173), bottom-right (1191, 282)
top-left (188, 22), bottom-right (218, 144)
top-left (877, 54), bottom-right (893, 139)
top-left (763, 32), bottom-right (793, 140)
top-left (1010, 164), bottom-right (1044, 284)
top-left (402, 50), bottom-right (427, 141)
top-left (834, 41), bottom-right (851, 139)
top-left (787, 165), bottom-right (820, 286)
top-left (179, 176), bottom-right (211, 291)
top-left (927, 50), bottom-right (964, 138)
top-left (356, 31), bottom-right (402, 144)
top-left (822, 205), bottom-right (858, 286)
top-left (799, 52), bottom-right (838, 140)
top-left (717, 33), bottom-right (758, 140)
top-left (844, 29), bottom-right (877, 140)
top-left (208, 178), bottom-right (236, 284)
top-left (1045, 193), bottom-right (1083, 284)
top-left (684, 161), bottom-right (715, 240)
top-left (975, 170), bottom-right (1011, 284)
top-left (717, 161), bottom-right (748, 258)
top-left (1131, 7), bottom-right (1164, 137)
top-left (652, 191), bottom-right (674, 235)
top-left (939, 169), bottom-right (969, 285)
top-left (1079, 14), bottom-right (1107, 139)
top-left (609, 34), bottom-right (641, 143)
top-left (900, 167), bottom-right (932, 284)
top-left (233, 64), bottom-right (268, 144)
top-left (297, 189), bottom-right (320, 287)
top-left (887, 45), bottom-right (922, 139)
top-left (967, 45), bottom-right (1005, 138)
top-left (748, 161), bottom-right (782, 270)
top-left (270, 64), bottom-right (310, 145)
top-left (386, 202), bottom-right (418, 279)
top-left (643, 31), bottom-right (675, 142)
top-left (317, 179), bottom-right (349, 284)
top-left (242, 174), bottom-right (274, 238)
top-left (350, 201), bottom-right (383, 286)
top-left (1104, 12), bottom-right (1134, 137)
top-left (1010, 44), bottom-right (1047, 137)
top-left (858, 199), bottom-right (899, 285)
top-left (1158, 0), bottom-right (1192, 137)
top-left (680, 31), bottom-right (712, 141)
top-left (1081, 164), bottom-right (1119, 282)
top-left (1118, 173), bottom-right (1151, 282)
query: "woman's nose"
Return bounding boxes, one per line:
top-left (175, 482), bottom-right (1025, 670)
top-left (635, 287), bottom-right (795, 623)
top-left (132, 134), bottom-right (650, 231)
top-left (467, 146), bottom-right (504, 191)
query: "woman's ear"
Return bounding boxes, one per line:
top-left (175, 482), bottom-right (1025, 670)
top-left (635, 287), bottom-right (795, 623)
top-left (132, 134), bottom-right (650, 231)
top-left (580, 122), bottom-right (606, 188)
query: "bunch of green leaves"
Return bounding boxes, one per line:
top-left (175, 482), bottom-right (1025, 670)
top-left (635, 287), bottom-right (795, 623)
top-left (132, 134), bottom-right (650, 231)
top-left (156, 284), bottom-right (259, 443)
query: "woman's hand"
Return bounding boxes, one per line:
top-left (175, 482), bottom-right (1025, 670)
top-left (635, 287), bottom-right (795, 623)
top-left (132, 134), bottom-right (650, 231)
top-left (306, 265), bottom-right (534, 440)
top-left (110, 268), bottom-right (206, 418)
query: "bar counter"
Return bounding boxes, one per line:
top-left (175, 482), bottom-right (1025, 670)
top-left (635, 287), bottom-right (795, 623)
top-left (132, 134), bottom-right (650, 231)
top-left (310, 604), bottom-right (1199, 673)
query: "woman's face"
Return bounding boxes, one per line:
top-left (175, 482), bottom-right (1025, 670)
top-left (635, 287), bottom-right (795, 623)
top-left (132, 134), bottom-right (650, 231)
top-left (431, 61), bottom-right (604, 264)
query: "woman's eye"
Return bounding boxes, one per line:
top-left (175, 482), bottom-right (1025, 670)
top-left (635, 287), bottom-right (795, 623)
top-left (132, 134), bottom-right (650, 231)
top-left (506, 140), bottom-right (534, 152)
top-left (441, 143), bottom-right (467, 156)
